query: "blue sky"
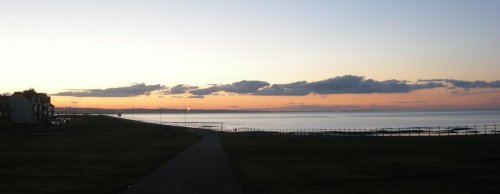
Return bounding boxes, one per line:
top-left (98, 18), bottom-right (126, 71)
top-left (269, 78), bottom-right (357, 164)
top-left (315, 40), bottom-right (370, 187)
top-left (1, 0), bottom-right (499, 110)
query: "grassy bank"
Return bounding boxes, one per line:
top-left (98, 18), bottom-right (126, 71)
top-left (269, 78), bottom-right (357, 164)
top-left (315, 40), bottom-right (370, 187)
top-left (222, 135), bottom-right (500, 193)
top-left (0, 116), bottom-right (199, 194)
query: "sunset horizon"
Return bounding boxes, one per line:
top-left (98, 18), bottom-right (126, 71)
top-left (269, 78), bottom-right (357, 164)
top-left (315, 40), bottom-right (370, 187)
top-left (2, 1), bottom-right (500, 193)
top-left (4, 74), bottom-right (498, 111)
top-left (2, 0), bottom-right (499, 111)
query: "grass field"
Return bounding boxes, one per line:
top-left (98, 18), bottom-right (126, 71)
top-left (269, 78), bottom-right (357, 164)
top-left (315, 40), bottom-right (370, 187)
top-left (0, 116), bottom-right (199, 194)
top-left (222, 135), bottom-right (500, 194)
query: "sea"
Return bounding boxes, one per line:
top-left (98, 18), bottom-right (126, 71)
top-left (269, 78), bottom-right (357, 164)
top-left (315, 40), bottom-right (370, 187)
top-left (117, 111), bottom-right (500, 130)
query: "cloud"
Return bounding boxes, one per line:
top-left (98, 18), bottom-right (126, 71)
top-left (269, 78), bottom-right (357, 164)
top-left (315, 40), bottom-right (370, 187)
top-left (308, 75), bottom-right (413, 94)
top-left (409, 81), bottom-right (446, 90)
top-left (50, 76), bottom-right (499, 98)
top-left (163, 84), bottom-right (198, 94)
top-left (186, 75), bottom-right (449, 96)
top-left (190, 87), bottom-right (220, 95)
top-left (419, 79), bottom-right (500, 89)
top-left (489, 81), bottom-right (500, 88)
top-left (254, 76), bottom-right (446, 96)
top-left (255, 81), bottom-right (310, 96)
top-left (445, 80), bottom-right (488, 89)
top-left (53, 83), bottom-right (165, 97)
top-left (220, 80), bottom-right (270, 93)
top-left (190, 80), bottom-right (270, 95)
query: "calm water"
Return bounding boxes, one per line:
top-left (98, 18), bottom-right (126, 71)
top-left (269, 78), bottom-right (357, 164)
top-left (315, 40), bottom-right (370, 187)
top-left (118, 111), bottom-right (500, 130)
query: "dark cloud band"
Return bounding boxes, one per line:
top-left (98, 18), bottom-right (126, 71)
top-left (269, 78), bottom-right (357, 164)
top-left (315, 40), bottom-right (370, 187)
top-left (53, 83), bottom-right (165, 97)
top-left (190, 80), bottom-right (270, 95)
top-left (418, 79), bottom-right (500, 89)
top-left (163, 84), bottom-right (198, 94)
top-left (51, 76), bottom-right (499, 97)
top-left (255, 75), bottom-right (445, 96)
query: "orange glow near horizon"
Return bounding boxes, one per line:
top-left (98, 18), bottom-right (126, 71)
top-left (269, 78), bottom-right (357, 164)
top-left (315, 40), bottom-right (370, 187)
top-left (51, 88), bottom-right (500, 111)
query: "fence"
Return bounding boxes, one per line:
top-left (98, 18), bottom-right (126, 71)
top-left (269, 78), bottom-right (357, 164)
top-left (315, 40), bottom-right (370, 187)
top-left (163, 122), bottom-right (499, 136)
top-left (162, 122), bottom-right (224, 131)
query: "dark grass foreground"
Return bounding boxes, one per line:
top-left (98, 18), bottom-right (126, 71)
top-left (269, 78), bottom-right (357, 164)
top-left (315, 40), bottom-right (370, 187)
top-left (222, 135), bottom-right (500, 194)
top-left (0, 116), bottom-right (199, 194)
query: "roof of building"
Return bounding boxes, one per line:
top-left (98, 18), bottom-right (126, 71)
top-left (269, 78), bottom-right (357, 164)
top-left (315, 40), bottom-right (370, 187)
top-left (12, 89), bottom-right (51, 104)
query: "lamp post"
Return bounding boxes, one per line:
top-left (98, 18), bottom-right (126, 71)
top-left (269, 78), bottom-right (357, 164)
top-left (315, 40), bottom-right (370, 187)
top-left (184, 107), bottom-right (190, 127)
top-left (159, 107), bottom-right (164, 125)
top-left (71, 102), bottom-right (78, 115)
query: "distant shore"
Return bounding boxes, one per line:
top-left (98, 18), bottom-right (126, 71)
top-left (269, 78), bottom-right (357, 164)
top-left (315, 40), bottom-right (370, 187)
top-left (53, 108), bottom-right (500, 115)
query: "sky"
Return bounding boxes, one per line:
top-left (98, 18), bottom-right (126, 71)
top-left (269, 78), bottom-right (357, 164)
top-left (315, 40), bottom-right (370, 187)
top-left (1, 0), bottom-right (499, 111)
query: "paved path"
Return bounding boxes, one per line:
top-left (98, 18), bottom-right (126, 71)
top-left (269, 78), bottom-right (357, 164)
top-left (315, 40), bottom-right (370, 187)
top-left (121, 129), bottom-right (242, 194)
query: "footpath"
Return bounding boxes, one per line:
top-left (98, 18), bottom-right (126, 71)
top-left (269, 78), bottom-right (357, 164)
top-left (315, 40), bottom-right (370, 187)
top-left (121, 129), bottom-right (242, 194)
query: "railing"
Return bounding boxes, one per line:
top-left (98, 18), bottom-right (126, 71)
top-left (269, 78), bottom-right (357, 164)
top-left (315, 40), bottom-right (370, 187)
top-left (162, 122), bottom-right (224, 131)
top-left (162, 122), bottom-right (499, 136)
top-left (220, 124), bottom-right (499, 136)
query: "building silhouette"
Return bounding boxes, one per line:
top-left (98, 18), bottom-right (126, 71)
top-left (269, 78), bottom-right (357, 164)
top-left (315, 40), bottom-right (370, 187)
top-left (0, 89), bottom-right (54, 125)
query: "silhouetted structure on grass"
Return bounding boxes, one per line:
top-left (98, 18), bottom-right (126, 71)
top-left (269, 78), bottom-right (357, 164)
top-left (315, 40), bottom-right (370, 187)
top-left (0, 89), bottom-right (54, 125)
